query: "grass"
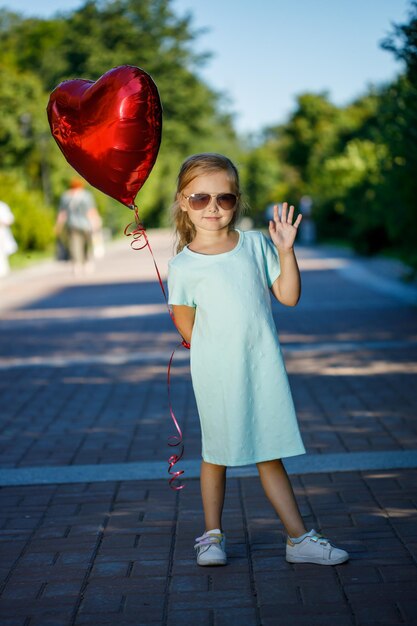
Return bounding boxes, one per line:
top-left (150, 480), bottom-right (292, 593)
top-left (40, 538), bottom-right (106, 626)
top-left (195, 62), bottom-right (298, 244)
top-left (9, 246), bottom-right (55, 271)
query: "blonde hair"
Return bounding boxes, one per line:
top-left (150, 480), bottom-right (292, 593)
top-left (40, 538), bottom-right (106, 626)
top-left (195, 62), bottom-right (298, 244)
top-left (170, 153), bottom-right (246, 254)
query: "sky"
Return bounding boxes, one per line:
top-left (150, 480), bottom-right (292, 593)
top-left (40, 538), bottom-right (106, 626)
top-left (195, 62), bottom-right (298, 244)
top-left (0, 0), bottom-right (411, 134)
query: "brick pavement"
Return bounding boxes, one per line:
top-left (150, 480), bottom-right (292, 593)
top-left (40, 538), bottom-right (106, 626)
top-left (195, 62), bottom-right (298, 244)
top-left (0, 228), bottom-right (417, 625)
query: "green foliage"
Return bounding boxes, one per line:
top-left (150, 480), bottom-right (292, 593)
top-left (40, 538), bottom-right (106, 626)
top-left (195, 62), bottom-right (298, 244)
top-left (1, 0), bottom-right (416, 271)
top-left (245, 3), bottom-right (417, 268)
top-left (381, 0), bottom-right (417, 84)
top-left (0, 64), bottom-right (48, 171)
top-left (313, 138), bottom-right (392, 253)
top-left (0, 171), bottom-right (54, 250)
top-left (0, 0), bottom-right (242, 248)
top-left (281, 92), bottom-right (340, 180)
top-left (241, 140), bottom-right (292, 225)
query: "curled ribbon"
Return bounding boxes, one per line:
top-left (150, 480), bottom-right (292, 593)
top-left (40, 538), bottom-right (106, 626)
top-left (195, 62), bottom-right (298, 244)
top-left (124, 206), bottom-right (189, 491)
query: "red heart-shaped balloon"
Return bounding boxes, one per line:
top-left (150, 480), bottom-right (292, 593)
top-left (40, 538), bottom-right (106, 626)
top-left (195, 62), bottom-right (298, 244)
top-left (47, 65), bottom-right (162, 208)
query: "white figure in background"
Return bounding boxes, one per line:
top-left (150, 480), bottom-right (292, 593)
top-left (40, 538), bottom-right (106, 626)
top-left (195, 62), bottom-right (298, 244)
top-left (0, 201), bottom-right (18, 277)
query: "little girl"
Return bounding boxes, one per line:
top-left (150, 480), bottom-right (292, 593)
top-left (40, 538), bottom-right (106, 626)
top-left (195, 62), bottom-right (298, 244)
top-left (167, 153), bottom-right (349, 567)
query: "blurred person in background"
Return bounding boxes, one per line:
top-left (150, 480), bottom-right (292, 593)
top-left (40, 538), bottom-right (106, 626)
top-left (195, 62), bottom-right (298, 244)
top-left (0, 200), bottom-right (18, 277)
top-left (55, 178), bottom-right (102, 275)
top-left (298, 196), bottom-right (316, 244)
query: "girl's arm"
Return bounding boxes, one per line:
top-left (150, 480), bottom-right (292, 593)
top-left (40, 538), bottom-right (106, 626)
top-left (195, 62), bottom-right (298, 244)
top-left (270, 248), bottom-right (301, 306)
top-left (268, 202), bottom-right (302, 307)
top-left (172, 304), bottom-right (196, 344)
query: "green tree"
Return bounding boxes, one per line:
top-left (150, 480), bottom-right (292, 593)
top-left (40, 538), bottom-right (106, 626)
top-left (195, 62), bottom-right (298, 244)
top-left (0, 0), bottom-right (243, 245)
top-left (0, 65), bottom-right (46, 173)
top-left (380, 1), bottom-right (417, 267)
top-left (241, 134), bottom-right (298, 224)
top-left (315, 138), bottom-right (391, 253)
top-left (280, 92), bottom-right (340, 183)
top-left (0, 171), bottom-right (54, 251)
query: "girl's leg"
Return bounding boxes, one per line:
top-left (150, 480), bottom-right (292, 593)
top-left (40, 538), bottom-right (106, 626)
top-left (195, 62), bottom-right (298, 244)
top-left (200, 460), bottom-right (227, 532)
top-left (256, 458), bottom-right (307, 538)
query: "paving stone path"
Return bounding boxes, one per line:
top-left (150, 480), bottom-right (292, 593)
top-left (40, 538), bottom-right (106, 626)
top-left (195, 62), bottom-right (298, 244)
top-left (0, 228), bottom-right (416, 625)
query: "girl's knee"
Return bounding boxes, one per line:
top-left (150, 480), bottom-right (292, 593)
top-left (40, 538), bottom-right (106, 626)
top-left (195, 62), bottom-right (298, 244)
top-left (256, 458), bottom-right (283, 469)
top-left (201, 460), bottom-right (227, 470)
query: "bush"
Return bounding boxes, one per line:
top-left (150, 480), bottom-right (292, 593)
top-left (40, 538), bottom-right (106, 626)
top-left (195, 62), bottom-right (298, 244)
top-left (0, 172), bottom-right (55, 251)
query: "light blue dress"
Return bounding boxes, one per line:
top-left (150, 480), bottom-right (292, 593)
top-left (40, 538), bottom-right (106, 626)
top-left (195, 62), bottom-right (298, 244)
top-left (167, 228), bottom-right (306, 466)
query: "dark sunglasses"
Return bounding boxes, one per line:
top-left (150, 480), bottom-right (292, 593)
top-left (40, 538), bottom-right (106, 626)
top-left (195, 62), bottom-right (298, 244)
top-left (182, 192), bottom-right (238, 211)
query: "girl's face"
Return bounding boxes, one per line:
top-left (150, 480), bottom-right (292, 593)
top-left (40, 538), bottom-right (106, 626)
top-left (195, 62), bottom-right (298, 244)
top-left (179, 171), bottom-right (237, 233)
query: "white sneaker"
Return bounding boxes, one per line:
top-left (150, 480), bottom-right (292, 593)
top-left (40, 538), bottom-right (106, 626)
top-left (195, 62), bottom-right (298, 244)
top-left (194, 528), bottom-right (227, 566)
top-left (286, 528), bottom-right (349, 565)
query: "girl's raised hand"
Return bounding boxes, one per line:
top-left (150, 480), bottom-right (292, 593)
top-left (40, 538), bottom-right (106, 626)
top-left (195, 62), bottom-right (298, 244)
top-left (269, 202), bottom-right (302, 251)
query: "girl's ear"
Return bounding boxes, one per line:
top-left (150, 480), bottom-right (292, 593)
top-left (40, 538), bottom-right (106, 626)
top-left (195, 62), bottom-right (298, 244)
top-left (177, 192), bottom-right (187, 212)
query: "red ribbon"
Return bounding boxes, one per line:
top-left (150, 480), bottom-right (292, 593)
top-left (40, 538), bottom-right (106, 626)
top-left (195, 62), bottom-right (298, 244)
top-left (124, 207), bottom-right (189, 490)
